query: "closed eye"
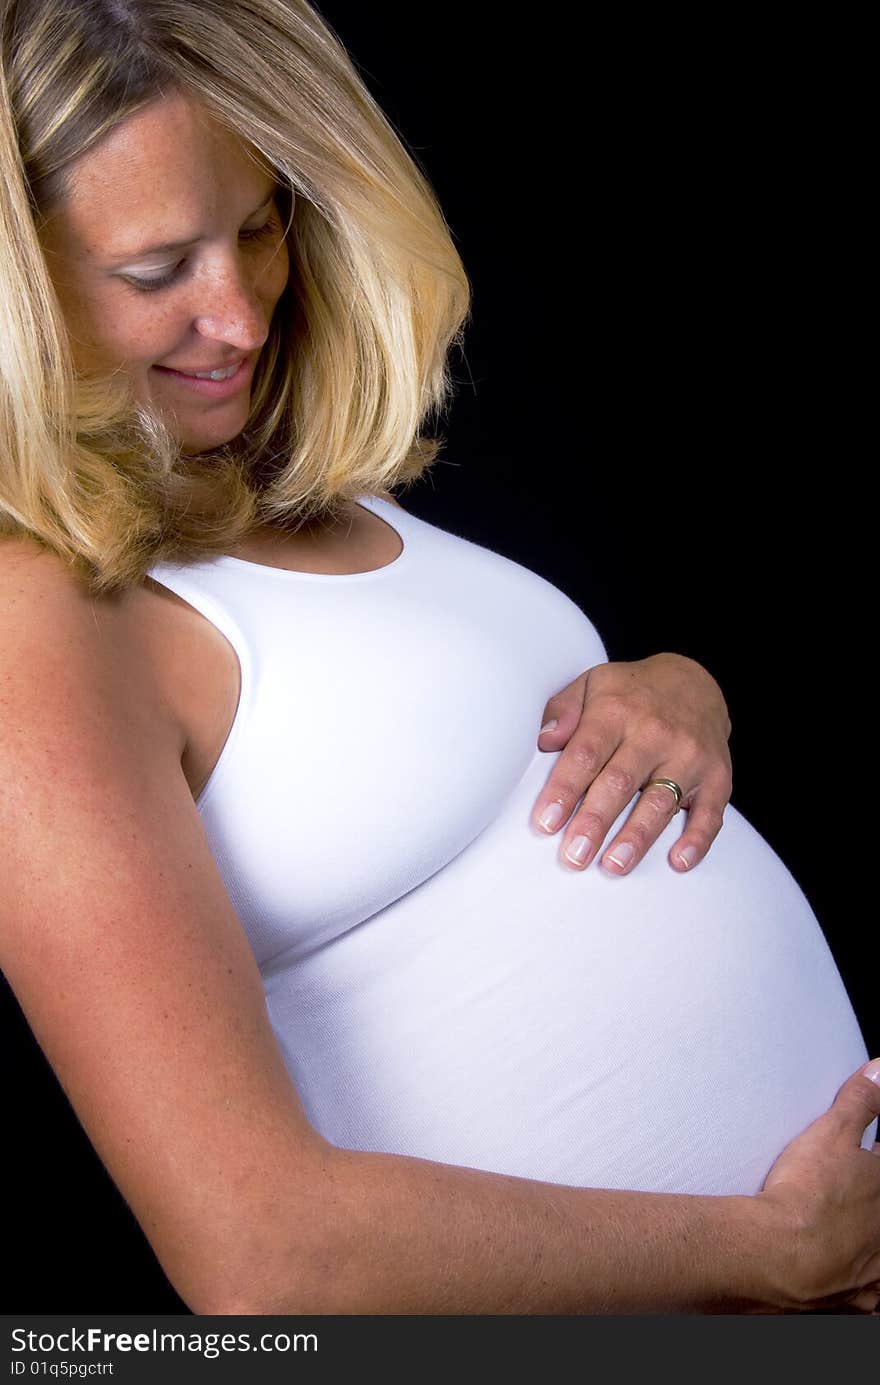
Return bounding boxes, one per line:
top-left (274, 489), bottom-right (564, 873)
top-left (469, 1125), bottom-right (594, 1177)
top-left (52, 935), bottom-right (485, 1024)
top-left (122, 218), bottom-right (282, 294)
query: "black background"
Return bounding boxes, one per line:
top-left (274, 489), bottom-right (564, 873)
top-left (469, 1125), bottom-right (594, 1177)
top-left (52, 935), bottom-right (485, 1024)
top-left (3, 4), bottom-right (867, 1312)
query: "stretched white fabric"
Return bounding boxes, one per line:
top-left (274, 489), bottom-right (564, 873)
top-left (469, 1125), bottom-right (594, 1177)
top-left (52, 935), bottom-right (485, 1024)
top-left (147, 495), bottom-right (874, 1194)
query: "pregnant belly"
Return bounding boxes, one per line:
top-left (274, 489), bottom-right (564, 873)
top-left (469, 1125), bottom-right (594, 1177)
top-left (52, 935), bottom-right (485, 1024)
top-left (264, 750), bottom-right (874, 1195)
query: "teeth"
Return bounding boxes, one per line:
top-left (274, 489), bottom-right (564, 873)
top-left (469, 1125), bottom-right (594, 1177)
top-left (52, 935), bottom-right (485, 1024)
top-left (186, 364), bottom-right (239, 380)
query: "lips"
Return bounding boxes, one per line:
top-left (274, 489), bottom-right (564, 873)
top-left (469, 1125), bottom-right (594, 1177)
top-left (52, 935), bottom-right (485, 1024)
top-left (158, 359), bottom-right (244, 378)
top-left (151, 355), bottom-right (253, 397)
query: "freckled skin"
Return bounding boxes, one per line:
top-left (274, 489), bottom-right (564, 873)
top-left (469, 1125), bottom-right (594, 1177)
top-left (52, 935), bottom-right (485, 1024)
top-left (39, 91), bottom-right (290, 455)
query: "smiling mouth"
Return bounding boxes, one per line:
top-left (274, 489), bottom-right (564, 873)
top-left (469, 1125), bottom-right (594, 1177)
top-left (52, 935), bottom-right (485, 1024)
top-left (150, 356), bottom-right (253, 395)
top-left (155, 360), bottom-right (244, 380)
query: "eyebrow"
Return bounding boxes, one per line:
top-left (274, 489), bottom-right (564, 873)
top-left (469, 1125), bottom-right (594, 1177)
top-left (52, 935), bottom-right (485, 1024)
top-left (107, 186), bottom-right (280, 264)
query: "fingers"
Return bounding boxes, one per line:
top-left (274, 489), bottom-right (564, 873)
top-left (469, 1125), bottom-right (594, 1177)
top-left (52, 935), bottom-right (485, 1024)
top-left (547, 761), bottom-right (729, 877)
top-left (537, 674), bottom-right (588, 752)
top-left (848, 1283), bottom-right (880, 1313)
top-left (538, 756), bottom-right (722, 877)
top-left (590, 773), bottom-right (686, 876)
top-left (826, 1061), bottom-right (880, 1144)
top-left (664, 778), bottom-right (728, 873)
top-left (532, 724), bottom-right (622, 846)
top-left (533, 660), bottom-right (733, 875)
top-left (597, 769), bottom-right (729, 877)
top-left (534, 745), bottom-right (688, 875)
top-left (541, 755), bottom-right (653, 873)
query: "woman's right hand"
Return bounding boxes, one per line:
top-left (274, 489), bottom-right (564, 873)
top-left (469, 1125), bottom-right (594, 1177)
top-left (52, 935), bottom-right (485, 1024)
top-left (755, 1059), bottom-right (880, 1313)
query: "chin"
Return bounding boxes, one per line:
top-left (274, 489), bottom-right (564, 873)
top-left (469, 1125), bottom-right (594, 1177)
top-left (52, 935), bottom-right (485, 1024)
top-left (180, 408), bottom-right (250, 455)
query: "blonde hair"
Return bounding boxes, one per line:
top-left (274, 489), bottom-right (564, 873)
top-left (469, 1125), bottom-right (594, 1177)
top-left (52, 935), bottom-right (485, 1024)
top-left (0, 0), bottom-right (471, 594)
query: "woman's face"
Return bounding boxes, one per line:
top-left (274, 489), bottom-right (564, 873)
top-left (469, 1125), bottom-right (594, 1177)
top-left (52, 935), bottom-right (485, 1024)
top-left (39, 91), bottom-right (290, 454)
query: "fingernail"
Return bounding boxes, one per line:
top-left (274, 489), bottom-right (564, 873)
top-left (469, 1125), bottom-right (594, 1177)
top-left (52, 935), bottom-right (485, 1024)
top-left (677, 846), bottom-right (699, 870)
top-left (538, 802), bottom-right (564, 832)
top-left (539, 718), bottom-right (559, 736)
top-left (864, 1058), bottom-right (880, 1085)
top-left (604, 842), bottom-right (634, 871)
top-left (564, 834), bottom-right (592, 865)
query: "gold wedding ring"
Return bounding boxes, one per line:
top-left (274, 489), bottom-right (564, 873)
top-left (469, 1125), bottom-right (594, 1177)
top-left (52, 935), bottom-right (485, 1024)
top-left (641, 777), bottom-right (684, 814)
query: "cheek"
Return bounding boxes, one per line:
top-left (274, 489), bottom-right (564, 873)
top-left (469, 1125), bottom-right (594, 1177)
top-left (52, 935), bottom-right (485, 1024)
top-left (103, 296), bottom-right (183, 373)
top-left (66, 285), bottom-right (178, 374)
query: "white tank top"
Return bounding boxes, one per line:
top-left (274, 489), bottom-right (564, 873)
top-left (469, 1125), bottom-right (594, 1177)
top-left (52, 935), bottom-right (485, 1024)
top-left (147, 494), bottom-right (873, 1194)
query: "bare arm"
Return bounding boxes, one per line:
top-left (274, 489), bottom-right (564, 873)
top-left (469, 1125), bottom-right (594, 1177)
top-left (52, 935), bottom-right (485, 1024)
top-left (0, 542), bottom-right (869, 1316)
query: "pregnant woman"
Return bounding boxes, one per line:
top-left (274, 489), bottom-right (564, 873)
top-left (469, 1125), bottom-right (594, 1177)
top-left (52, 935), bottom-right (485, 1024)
top-left (2, 0), bottom-right (879, 1313)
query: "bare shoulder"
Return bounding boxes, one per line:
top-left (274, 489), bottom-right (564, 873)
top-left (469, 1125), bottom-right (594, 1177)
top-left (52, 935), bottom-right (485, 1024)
top-left (0, 529), bottom-right (111, 615)
top-left (0, 530), bottom-right (77, 598)
top-left (0, 531), bottom-right (115, 668)
top-left (0, 532), bottom-right (171, 740)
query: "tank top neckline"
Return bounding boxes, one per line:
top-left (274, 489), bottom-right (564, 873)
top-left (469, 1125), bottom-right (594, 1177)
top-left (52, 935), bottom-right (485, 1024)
top-left (206, 494), bottom-right (409, 584)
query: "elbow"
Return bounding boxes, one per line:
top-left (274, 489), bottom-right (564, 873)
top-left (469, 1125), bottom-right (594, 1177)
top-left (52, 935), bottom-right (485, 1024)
top-left (182, 1255), bottom-right (323, 1317)
top-left (185, 1283), bottom-right (276, 1317)
top-left (174, 1171), bottom-right (357, 1315)
top-left (187, 1254), bottom-right (343, 1317)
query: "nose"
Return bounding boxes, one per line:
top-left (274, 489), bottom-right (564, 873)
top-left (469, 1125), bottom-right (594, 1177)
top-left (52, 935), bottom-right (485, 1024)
top-left (191, 261), bottom-right (272, 354)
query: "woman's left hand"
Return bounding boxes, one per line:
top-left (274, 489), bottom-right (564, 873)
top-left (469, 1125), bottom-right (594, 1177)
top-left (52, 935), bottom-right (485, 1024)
top-left (531, 653), bottom-right (732, 875)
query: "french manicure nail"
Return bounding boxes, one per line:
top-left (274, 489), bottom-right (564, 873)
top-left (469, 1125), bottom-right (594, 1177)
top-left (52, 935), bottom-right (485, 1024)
top-left (605, 842), bottom-right (634, 871)
top-left (564, 834), bottom-right (592, 865)
top-left (538, 802), bottom-right (564, 832)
